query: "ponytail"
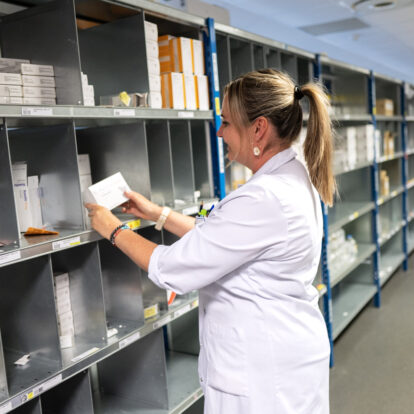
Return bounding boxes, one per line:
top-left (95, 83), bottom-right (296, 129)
top-left (301, 83), bottom-right (336, 206)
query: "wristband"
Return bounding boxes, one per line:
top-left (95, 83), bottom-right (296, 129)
top-left (109, 224), bottom-right (130, 245)
top-left (155, 207), bottom-right (171, 231)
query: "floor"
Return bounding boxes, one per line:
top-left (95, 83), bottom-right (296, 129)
top-left (330, 254), bottom-right (414, 414)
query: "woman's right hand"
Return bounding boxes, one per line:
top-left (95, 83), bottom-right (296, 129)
top-left (122, 191), bottom-right (162, 222)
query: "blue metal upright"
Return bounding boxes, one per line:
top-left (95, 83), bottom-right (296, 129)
top-left (401, 83), bottom-right (409, 271)
top-left (203, 18), bottom-right (226, 200)
top-left (314, 54), bottom-right (334, 367)
top-left (368, 71), bottom-right (381, 307)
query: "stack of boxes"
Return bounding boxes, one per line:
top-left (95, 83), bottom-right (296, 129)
top-left (328, 228), bottom-right (358, 277)
top-left (54, 272), bottom-right (74, 349)
top-left (383, 130), bottom-right (395, 159)
top-left (78, 154), bottom-right (92, 229)
top-left (145, 21), bottom-right (162, 109)
top-left (380, 169), bottom-right (390, 197)
top-left (158, 33), bottom-right (209, 110)
top-left (0, 58), bottom-right (27, 104)
top-left (81, 72), bottom-right (95, 106)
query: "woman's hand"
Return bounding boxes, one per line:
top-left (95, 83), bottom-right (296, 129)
top-left (122, 191), bottom-right (162, 222)
top-left (85, 203), bottom-right (122, 240)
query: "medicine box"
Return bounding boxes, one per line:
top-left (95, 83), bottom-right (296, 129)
top-left (82, 84), bottom-right (95, 99)
top-left (159, 35), bottom-right (193, 74)
top-left (376, 99), bottom-right (394, 116)
top-left (78, 154), bottom-right (91, 176)
top-left (161, 72), bottom-right (185, 109)
top-left (144, 21), bottom-right (158, 41)
top-left (22, 75), bottom-right (56, 88)
top-left (0, 57), bottom-right (30, 73)
top-left (147, 57), bottom-right (161, 75)
top-left (149, 91), bottom-right (162, 109)
top-left (0, 85), bottom-right (22, 97)
top-left (0, 96), bottom-right (23, 104)
top-left (0, 73), bottom-right (22, 85)
top-left (83, 172), bottom-right (131, 211)
top-left (184, 74), bottom-right (197, 110)
top-left (149, 74), bottom-right (161, 92)
top-left (54, 272), bottom-right (70, 289)
top-left (28, 175), bottom-right (43, 228)
top-left (192, 39), bottom-right (205, 75)
top-left (146, 40), bottom-right (159, 59)
top-left (22, 97), bottom-right (56, 105)
top-left (55, 286), bottom-right (71, 304)
top-left (195, 75), bottom-right (209, 110)
top-left (23, 86), bottom-right (56, 98)
top-left (21, 63), bottom-right (54, 77)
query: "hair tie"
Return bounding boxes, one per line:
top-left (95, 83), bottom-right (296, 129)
top-left (294, 86), bottom-right (304, 100)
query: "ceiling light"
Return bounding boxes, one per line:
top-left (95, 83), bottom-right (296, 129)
top-left (351, 0), bottom-right (396, 10)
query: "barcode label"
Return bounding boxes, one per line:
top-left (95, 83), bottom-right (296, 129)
top-left (52, 236), bottom-right (80, 251)
top-left (153, 315), bottom-right (172, 329)
top-left (114, 108), bottom-right (135, 117)
top-left (175, 304), bottom-right (191, 319)
top-left (0, 402), bottom-right (11, 414)
top-left (0, 251), bottom-right (21, 265)
top-left (119, 331), bottom-right (141, 349)
top-left (21, 107), bottom-right (53, 116)
top-left (33, 374), bottom-right (62, 395)
top-left (178, 111), bottom-right (194, 118)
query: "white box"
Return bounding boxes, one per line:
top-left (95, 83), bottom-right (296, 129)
top-left (0, 85), bottom-right (22, 97)
top-left (12, 162), bottom-right (27, 186)
top-left (22, 75), bottom-right (55, 88)
top-left (22, 97), bottom-right (56, 105)
top-left (23, 86), bottom-right (56, 98)
top-left (346, 127), bottom-right (357, 168)
top-left (0, 72), bottom-right (22, 85)
top-left (83, 97), bottom-right (95, 106)
top-left (0, 58), bottom-right (30, 73)
top-left (144, 21), bottom-right (158, 41)
top-left (81, 72), bottom-right (88, 87)
top-left (149, 74), bottom-right (161, 92)
top-left (147, 57), bottom-right (160, 75)
top-left (55, 286), bottom-right (70, 303)
top-left (195, 75), bottom-right (209, 110)
top-left (21, 63), bottom-right (54, 76)
top-left (28, 175), bottom-right (43, 228)
top-left (82, 84), bottom-right (94, 98)
top-left (78, 154), bottom-right (91, 176)
top-left (58, 310), bottom-right (74, 328)
top-left (148, 91), bottom-right (162, 109)
top-left (13, 187), bottom-right (32, 232)
top-left (54, 272), bottom-right (70, 289)
top-left (0, 96), bottom-right (23, 104)
top-left (146, 40), bottom-right (159, 59)
top-left (184, 75), bottom-right (197, 110)
top-left (83, 172), bottom-right (131, 211)
top-left (59, 325), bottom-right (74, 337)
top-left (56, 300), bottom-right (71, 316)
top-left (171, 37), bottom-right (193, 74)
top-left (80, 174), bottom-right (93, 229)
top-left (192, 39), bottom-right (204, 75)
top-left (59, 335), bottom-right (73, 349)
top-left (161, 72), bottom-right (185, 109)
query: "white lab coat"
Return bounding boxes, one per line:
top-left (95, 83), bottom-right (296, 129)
top-left (149, 147), bottom-right (330, 413)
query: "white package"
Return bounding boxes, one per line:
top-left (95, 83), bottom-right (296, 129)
top-left (23, 86), bottom-right (56, 98)
top-left (144, 21), bottom-right (158, 41)
top-left (81, 72), bottom-right (88, 87)
top-left (83, 172), bottom-right (131, 211)
top-left (59, 325), bottom-right (74, 337)
top-left (56, 300), bottom-right (71, 316)
top-left (55, 286), bottom-right (71, 303)
top-left (28, 175), bottom-right (43, 228)
top-left (0, 85), bottom-right (22, 97)
top-left (21, 63), bottom-right (54, 76)
top-left (195, 75), bottom-right (209, 110)
top-left (82, 84), bottom-right (94, 99)
top-left (22, 75), bottom-right (55, 87)
top-left (147, 57), bottom-right (160, 75)
top-left (22, 97), bottom-right (56, 105)
top-left (83, 97), bottom-right (95, 106)
top-left (0, 96), bottom-right (23, 104)
top-left (184, 75), bottom-right (197, 110)
top-left (0, 58), bottom-right (30, 73)
top-left (346, 127), bottom-right (356, 168)
top-left (12, 162), bottom-right (27, 186)
top-left (148, 91), bottom-right (162, 109)
top-left (59, 335), bottom-right (73, 349)
top-left (58, 310), bottom-right (74, 328)
top-left (54, 272), bottom-right (70, 289)
top-left (146, 40), bottom-right (159, 59)
top-left (80, 174), bottom-right (93, 229)
top-left (0, 72), bottom-right (22, 85)
top-left (149, 74), bottom-right (161, 92)
top-left (161, 72), bottom-right (185, 109)
top-left (78, 154), bottom-right (91, 176)
top-left (192, 39), bottom-right (205, 75)
top-left (13, 187), bottom-right (32, 232)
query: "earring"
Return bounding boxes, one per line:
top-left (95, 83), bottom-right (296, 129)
top-left (253, 146), bottom-right (260, 156)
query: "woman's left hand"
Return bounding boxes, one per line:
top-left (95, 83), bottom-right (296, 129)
top-left (85, 203), bottom-right (122, 240)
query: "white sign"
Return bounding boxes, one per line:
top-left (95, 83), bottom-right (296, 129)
top-left (178, 111), bottom-right (195, 118)
top-left (0, 251), bottom-right (21, 265)
top-left (114, 108), bottom-right (135, 117)
top-left (21, 107), bottom-right (53, 116)
top-left (52, 236), bottom-right (80, 251)
top-left (153, 314), bottom-right (172, 329)
top-left (119, 331), bottom-right (141, 349)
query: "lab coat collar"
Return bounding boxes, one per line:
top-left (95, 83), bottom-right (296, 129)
top-left (253, 147), bottom-right (297, 178)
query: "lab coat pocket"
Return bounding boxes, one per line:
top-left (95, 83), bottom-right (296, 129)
top-left (206, 321), bottom-right (249, 397)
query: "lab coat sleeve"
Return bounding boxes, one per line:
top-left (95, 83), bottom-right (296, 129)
top-left (148, 185), bottom-right (288, 294)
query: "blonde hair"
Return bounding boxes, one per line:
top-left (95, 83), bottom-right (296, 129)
top-left (224, 69), bottom-right (336, 206)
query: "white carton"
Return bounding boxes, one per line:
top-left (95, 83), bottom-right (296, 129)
top-left (59, 335), bottom-right (73, 349)
top-left (161, 72), bottom-right (185, 109)
top-left (57, 310), bottom-right (74, 328)
top-left (56, 300), bottom-right (71, 316)
top-left (80, 174), bottom-right (92, 229)
top-left (195, 75), bottom-right (209, 110)
top-left (0, 85), bottom-right (22, 97)
top-left (54, 272), bottom-right (70, 289)
top-left (82, 84), bottom-right (94, 99)
top-left (78, 154), bottom-right (91, 176)
top-left (171, 37), bottom-right (193, 74)
top-left (83, 97), bottom-right (95, 106)
top-left (55, 286), bottom-right (70, 303)
top-left (21, 63), bottom-right (54, 76)
top-left (23, 86), bottom-right (56, 98)
top-left (0, 96), bottom-right (23, 104)
top-left (12, 162), bottom-right (27, 186)
top-left (22, 97), bottom-right (56, 105)
top-left (346, 127), bottom-right (357, 168)
top-left (149, 91), bottom-right (162, 109)
top-left (192, 39), bottom-right (205, 75)
top-left (0, 72), bottom-right (22, 85)
top-left (184, 75), bottom-right (197, 110)
top-left (28, 175), bottom-right (43, 228)
top-left (144, 21), bottom-right (158, 41)
top-left (83, 172), bottom-right (131, 211)
top-left (22, 75), bottom-right (56, 87)
top-left (0, 58), bottom-right (30, 73)
top-left (59, 325), bottom-right (74, 337)
top-left (149, 74), bottom-right (161, 92)
top-left (13, 187), bottom-right (32, 232)
top-left (147, 57), bottom-right (160, 75)
top-left (146, 40), bottom-right (159, 59)
top-left (81, 72), bottom-right (88, 87)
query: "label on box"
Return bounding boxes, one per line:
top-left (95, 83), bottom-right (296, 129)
top-left (71, 347), bottom-right (99, 363)
top-left (0, 250), bottom-right (21, 265)
top-left (0, 402), bottom-right (12, 414)
top-left (52, 236), bottom-right (81, 251)
top-left (153, 314), bottom-right (172, 329)
top-left (114, 108), bottom-right (135, 117)
top-left (144, 304), bottom-right (159, 319)
top-left (21, 106), bottom-right (53, 116)
top-left (178, 111), bottom-right (194, 118)
top-left (175, 304), bottom-right (191, 318)
top-left (119, 331), bottom-right (141, 349)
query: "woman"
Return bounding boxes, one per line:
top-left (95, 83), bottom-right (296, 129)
top-left (86, 69), bottom-right (335, 413)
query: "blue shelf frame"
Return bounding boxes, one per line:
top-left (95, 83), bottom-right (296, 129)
top-left (401, 82), bottom-right (409, 271)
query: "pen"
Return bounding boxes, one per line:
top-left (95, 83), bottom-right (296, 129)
top-left (207, 204), bottom-right (215, 216)
top-left (199, 201), bottom-right (204, 213)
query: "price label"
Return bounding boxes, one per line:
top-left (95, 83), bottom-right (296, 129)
top-left (119, 331), bottom-right (141, 349)
top-left (191, 299), bottom-right (199, 308)
top-left (127, 220), bottom-right (141, 230)
top-left (0, 402), bottom-right (12, 414)
top-left (391, 190), bottom-right (397, 197)
top-left (348, 212), bottom-right (359, 221)
top-left (378, 198), bottom-right (384, 205)
top-left (33, 374), bottom-right (62, 395)
top-left (21, 107), bottom-right (53, 116)
top-left (52, 236), bottom-right (80, 251)
top-left (175, 304), bottom-right (191, 319)
top-left (113, 108), bottom-right (135, 117)
top-left (178, 111), bottom-right (194, 118)
top-left (71, 347), bottom-right (99, 362)
top-left (153, 314), bottom-right (172, 330)
top-left (0, 251), bottom-right (21, 265)
top-left (183, 206), bottom-right (198, 216)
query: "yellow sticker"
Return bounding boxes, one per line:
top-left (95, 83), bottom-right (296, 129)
top-left (69, 241), bottom-right (80, 247)
top-left (127, 219), bottom-right (141, 230)
top-left (119, 91), bottom-right (131, 106)
top-left (192, 299), bottom-right (199, 308)
top-left (27, 392), bottom-right (34, 400)
top-left (215, 97), bottom-right (221, 116)
top-left (373, 107), bottom-right (376, 115)
top-left (144, 304), bottom-right (159, 319)
top-left (316, 283), bottom-right (325, 291)
top-left (353, 212), bottom-right (359, 219)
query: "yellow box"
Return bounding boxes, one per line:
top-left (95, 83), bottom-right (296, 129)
top-left (376, 99), bottom-right (394, 116)
top-left (161, 72), bottom-right (185, 109)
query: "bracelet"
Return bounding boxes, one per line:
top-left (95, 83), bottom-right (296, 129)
top-left (109, 224), bottom-right (130, 245)
top-left (155, 207), bottom-right (171, 231)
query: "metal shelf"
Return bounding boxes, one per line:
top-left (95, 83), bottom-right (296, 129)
top-left (0, 199), bottom-right (217, 268)
top-left (378, 152), bottom-right (404, 163)
top-left (377, 185), bottom-right (405, 206)
top-left (407, 148), bottom-right (414, 155)
top-left (328, 201), bottom-right (375, 233)
top-left (405, 116), bottom-right (414, 122)
top-left (379, 252), bottom-right (405, 286)
top-left (379, 221), bottom-right (405, 247)
top-left (320, 56), bottom-right (370, 75)
top-left (331, 244), bottom-right (376, 288)
top-left (0, 295), bottom-right (200, 414)
top-left (409, 233), bottom-right (414, 254)
top-left (333, 114), bottom-right (372, 122)
top-left (375, 115), bottom-right (403, 122)
top-left (334, 161), bottom-right (373, 176)
top-left (407, 179), bottom-right (414, 190)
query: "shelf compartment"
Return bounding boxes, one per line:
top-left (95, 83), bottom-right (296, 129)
top-left (374, 76), bottom-right (401, 117)
top-left (379, 228), bottom-right (404, 286)
top-left (378, 158), bottom-right (402, 197)
top-left (51, 243), bottom-right (107, 367)
top-left (408, 153), bottom-right (414, 181)
top-left (167, 307), bottom-right (199, 356)
top-left (378, 193), bottom-right (403, 246)
top-left (169, 121), bottom-right (196, 205)
top-left (41, 370), bottom-right (94, 414)
top-left (0, 0), bottom-right (83, 105)
top-left (378, 185), bottom-right (404, 206)
top-left (376, 119), bottom-right (403, 158)
top-left (216, 34), bottom-right (231, 99)
top-left (253, 44), bottom-right (265, 71)
top-left (332, 262), bottom-right (377, 340)
top-left (0, 333), bottom-right (7, 402)
top-left (281, 51), bottom-right (298, 81)
top-left (229, 37), bottom-right (253, 80)
top-left (7, 122), bottom-right (84, 234)
top-left (328, 201), bottom-right (374, 233)
top-left (0, 256), bottom-right (61, 395)
top-left (265, 47), bottom-right (281, 70)
top-left (13, 398), bottom-right (42, 414)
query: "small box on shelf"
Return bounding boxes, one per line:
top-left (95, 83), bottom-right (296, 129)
top-left (376, 98), bottom-right (394, 116)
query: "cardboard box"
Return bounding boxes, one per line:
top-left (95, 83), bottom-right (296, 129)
top-left (28, 175), bottom-right (43, 228)
top-left (81, 72), bottom-right (88, 87)
top-left (144, 21), bottom-right (158, 41)
top-left (56, 300), bottom-right (71, 316)
top-left (13, 187), bottom-right (31, 232)
top-left (22, 75), bottom-right (55, 88)
top-left (195, 75), bottom-right (209, 110)
top-left (147, 57), bottom-right (160, 75)
top-left (21, 63), bottom-right (54, 77)
top-left (83, 97), bottom-right (95, 106)
top-left (0, 72), bottom-right (22, 85)
top-left (78, 154), bottom-right (91, 176)
top-left (383, 130), bottom-right (395, 157)
top-left (192, 39), bottom-right (205, 75)
top-left (23, 86), bottom-right (56, 98)
top-left (59, 325), bottom-right (74, 337)
top-left (0, 58), bottom-right (30, 73)
top-left (148, 91), bottom-right (162, 109)
top-left (0, 96), bottom-right (23, 104)
top-left (58, 311), bottom-right (74, 330)
top-left (184, 74), bottom-right (197, 110)
top-left (158, 35), bottom-right (175, 56)
top-left (146, 40), bottom-right (159, 59)
top-left (0, 85), bottom-right (22, 97)
top-left (22, 97), bottom-right (56, 105)
top-left (83, 172), bottom-right (131, 211)
top-left (149, 74), bottom-right (161, 92)
top-left (376, 99), bottom-right (394, 116)
top-left (380, 170), bottom-right (389, 196)
top-left (161, 72), bottom-right (185, 109)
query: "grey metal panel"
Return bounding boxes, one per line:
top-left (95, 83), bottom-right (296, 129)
top-left (41, 370), bottom-right (94, 414)
top-left (13, 398), bottom-right (43, 414)
top-left (97, 329), bottom-right (168, 409)
top-left (335, 168), bottom-right (372, 203)
top-left (253, 44), bottom-right (265, 71)
top-left (169, 121), bottom-right (195, 204)
top-left (0, 332), bottom-right (8, 401)
top-left (0, 0), bottom-right (83, 105)
top-left (51, 243), bottom-right (107, 345)
top-left (0, 255), bottom-right (61, 392)
top-left (144, 12), bottom-right (200, 38)
top-left (7, 122), bottom-right (84, 230)
top-left (78, 13), bottom-right (150, 101)
top-left (76, 121), bottom-right (152, 200)
top-left (98, 239), bottom-right (145, 325)
top-left (346, 213), bottom-right (373, 244)
top-left (216, 34), bottom-right (231, 97)
top-left (320, 56), bottom-right (370, 75)
top-left (167, 309), bottom-right (199, 355)
top-left (0, 125), bottom-right (19, 246)
top-left (145, 121), bottom-right (175, 206)
top-left (281, 52), bottom-right (298, 82)
top-left (230, 38), bottom-right (253, 80)
top-left (265, 47), bottom-right (281, 71)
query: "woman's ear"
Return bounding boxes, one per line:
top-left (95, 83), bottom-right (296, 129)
top-left (253, 116), bottom-right (268, 142)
